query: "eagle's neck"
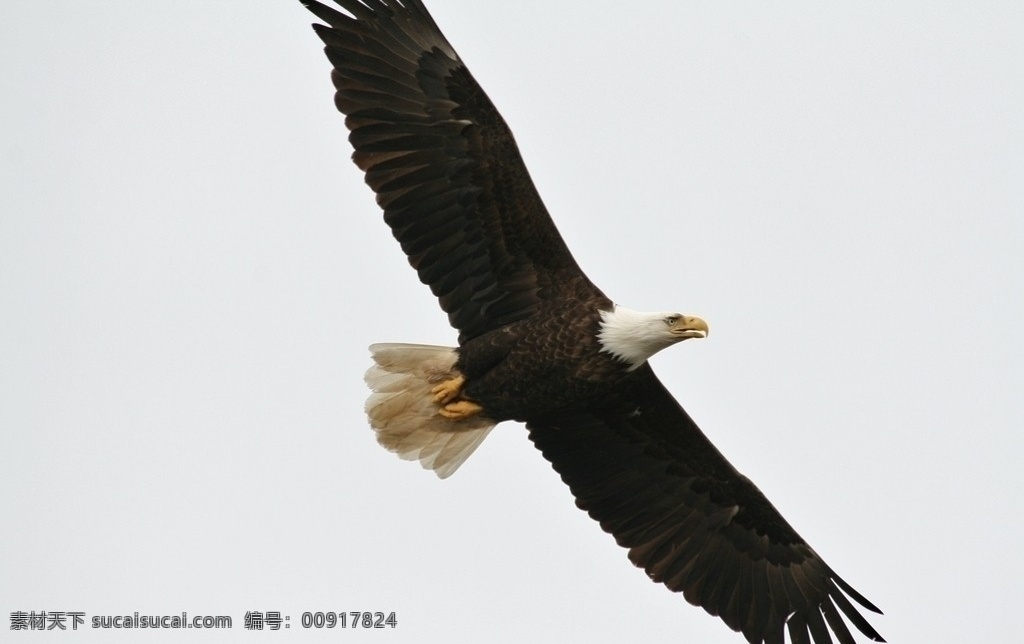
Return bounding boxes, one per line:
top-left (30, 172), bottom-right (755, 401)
top-left (596, 306), bottom-right (677, 371)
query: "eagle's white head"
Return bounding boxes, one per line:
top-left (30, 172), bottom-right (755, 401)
top-left (597, 306), bottom-right (709, 371)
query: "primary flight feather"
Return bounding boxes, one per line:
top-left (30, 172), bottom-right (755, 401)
top-left (298, 1), bottom-right (885, 642)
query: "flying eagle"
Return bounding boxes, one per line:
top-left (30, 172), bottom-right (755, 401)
top-left (299, 1), bottom-right (885, 643)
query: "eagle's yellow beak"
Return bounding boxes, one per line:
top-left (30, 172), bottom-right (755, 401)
top-left (670, 315), bottom-right (709, 340)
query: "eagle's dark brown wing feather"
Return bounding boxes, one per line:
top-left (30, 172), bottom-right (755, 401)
top-left (304, 0), bottom-right (604, 342)
top-left (527, 363), bottom-right (884, 644)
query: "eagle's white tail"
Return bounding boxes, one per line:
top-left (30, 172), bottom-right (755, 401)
top-left (364, 343), bottom-right (495, 479)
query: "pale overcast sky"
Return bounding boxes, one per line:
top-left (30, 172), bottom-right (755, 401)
top-left (2, 1), bottom-right (1022, 642)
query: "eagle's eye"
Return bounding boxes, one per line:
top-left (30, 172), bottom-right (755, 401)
top-left (664, 315), bottom-right (680, 326)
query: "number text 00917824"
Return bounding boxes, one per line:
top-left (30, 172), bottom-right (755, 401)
top-left (301, 612), bottom-right (397, 629)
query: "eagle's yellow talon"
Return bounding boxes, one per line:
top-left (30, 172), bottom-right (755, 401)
top-left (438, 400), bottom-right (484, 420)
top-left (431, 374), bottom-right (466, 404)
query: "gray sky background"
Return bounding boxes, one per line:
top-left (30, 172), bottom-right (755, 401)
top-left (2, 1), bottom-right (1022, 642)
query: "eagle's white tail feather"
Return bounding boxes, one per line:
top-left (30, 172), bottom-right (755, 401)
top-left (364, 343), bottom-right (495, 479)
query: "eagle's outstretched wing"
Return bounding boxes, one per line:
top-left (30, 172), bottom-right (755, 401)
top-left (304, 0), bottom-right (608, 343)
top-left (528, 364), bottom-right (885, 644)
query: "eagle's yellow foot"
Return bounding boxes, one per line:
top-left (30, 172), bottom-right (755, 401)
top-left (431, 374), bottom-right (466, 404)
top-left (439, 400), bottom-right (484, 420)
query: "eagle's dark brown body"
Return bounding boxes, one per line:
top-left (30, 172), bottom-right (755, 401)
top-left (457, 298), bottom-right (624, 422)
top-left (300, 2), bottom-right (885, 643)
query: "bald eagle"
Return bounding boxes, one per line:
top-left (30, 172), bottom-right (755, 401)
top-left (299, 1), bottom-right (885, 643)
